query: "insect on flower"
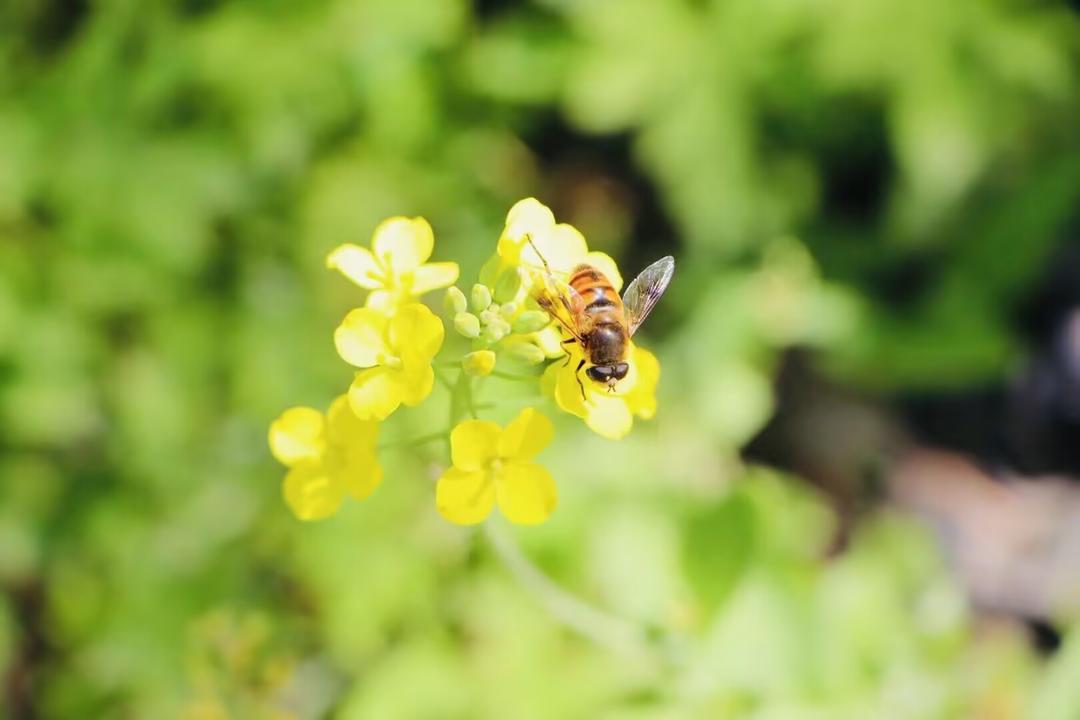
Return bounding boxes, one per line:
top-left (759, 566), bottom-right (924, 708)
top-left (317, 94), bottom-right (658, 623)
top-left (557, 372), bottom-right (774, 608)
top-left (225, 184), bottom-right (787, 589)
top-left (531, 238), bottom-right (674, 397)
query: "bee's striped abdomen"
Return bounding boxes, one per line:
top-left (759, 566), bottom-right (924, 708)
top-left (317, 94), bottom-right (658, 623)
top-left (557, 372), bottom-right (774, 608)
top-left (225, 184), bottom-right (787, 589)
top-left (569, 265), bottom-right (623, 318)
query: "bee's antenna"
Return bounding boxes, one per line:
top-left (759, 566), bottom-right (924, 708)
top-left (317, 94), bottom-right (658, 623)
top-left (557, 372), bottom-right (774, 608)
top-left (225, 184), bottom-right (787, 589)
top-left (525, 234), bottom-right (552, 273)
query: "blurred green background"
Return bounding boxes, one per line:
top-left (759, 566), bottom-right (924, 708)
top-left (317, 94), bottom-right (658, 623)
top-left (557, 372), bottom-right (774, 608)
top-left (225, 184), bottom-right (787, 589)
top-left (3, 0), bottom-right (1080, 717)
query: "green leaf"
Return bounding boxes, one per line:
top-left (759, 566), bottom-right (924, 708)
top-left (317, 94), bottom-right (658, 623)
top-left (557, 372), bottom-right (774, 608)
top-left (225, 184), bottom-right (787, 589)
top-left (682, 491), bottom-right (756, 614)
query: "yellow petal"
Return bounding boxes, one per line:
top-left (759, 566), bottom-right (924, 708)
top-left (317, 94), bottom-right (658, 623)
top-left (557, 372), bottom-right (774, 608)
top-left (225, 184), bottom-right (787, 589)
top-left (496, 236), bottom-right (524, 266)
top-left (625, 345), bottom-right (660, 420)
top-left (584, 395), bottom-right (635, 440)
top-left (283, 461), bottom-right (343, 521)
top-left (372, 216), bottom-right (434, 274)
top-left (498, 407), bottom-right (554, 461)
top-left (268, 407), bottom-right (326, 466)
top-left (584, 251), bottom-right (623, 292)
top-left (326, 395), bottom-right (379, 449)
top-left (518, 222), bottom-right (589, 276)
top-left (390, 303), bottom-right (445, 362)
top-left (503, 198), bottom-right (555, 241)
top-left (546, 224), bottom-right (590, 271)
top-left (335, 308), bottom-right (390, 368)
top-left (547, 352), bottom-right (588, 419)
top-left (496, 462), bottom-right (557, 525)
top-left (348, 367), bottom-right (403, 421)
top-left (335, 445), bottom-right (383, 502)
top-left (399, 365), bottom-right (435, 407)
top-left (365, 290), bottom-right (395, 314)
top-left (436, 467), bottom-right (495, 525)
top-left (499, 198), bottom-right (555, 265)
top-left (412, 262), bottom-right (460, 294)
top-left (450, 419), bottom-right (502, 471)
top-left (326, 244), bottom-right (384, 289)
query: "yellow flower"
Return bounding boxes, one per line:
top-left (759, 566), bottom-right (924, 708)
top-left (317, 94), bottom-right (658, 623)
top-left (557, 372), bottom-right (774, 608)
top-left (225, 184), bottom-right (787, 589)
top-left (268, 397), bottom-right (382, 521)
top-left (334, 303), bottom-right (444, 420)
top-left (436, 408), bottom-right (558, 526)
top-left (496, 198), bottom-right (623, 290)
top-left (542, 342), bottom-right (659, 440)
top-left (327, 216), bottom-right (459, 314)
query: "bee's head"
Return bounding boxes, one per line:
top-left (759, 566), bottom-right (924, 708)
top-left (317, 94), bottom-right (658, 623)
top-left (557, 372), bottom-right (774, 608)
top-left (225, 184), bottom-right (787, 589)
top-left (586, 362), bottom-right (630, 391)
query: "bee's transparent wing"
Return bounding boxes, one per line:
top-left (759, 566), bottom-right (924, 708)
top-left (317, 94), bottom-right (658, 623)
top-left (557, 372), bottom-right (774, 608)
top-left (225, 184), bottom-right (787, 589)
top-left (622, 255), bottom-right (675, 337)
top-left (535, 275), bottom-right (587, 343)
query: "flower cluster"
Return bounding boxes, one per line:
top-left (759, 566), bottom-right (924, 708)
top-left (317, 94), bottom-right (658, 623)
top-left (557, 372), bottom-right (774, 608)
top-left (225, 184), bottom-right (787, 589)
top-left (269, 199), bottom-right (663, 525)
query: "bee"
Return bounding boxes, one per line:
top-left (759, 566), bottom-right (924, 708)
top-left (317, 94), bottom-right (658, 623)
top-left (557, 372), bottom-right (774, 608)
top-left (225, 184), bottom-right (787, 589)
top-left (529, 238), bottom-right (675, 396)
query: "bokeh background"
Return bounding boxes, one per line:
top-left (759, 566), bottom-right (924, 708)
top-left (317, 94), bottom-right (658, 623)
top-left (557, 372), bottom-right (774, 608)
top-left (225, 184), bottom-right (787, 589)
top-left (3, 1), bottom-right (1080, 717)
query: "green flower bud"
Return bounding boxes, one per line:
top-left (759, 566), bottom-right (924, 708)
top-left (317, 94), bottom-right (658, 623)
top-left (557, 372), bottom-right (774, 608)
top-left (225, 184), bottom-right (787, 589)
top-left (479, 307), bottom-right (500, 326)
top-left (500, 302), bottom-right (519, 321)
top-left (454, 312), bottom-right (481, 339)
top-left (470, 283), bottom-right (492, 313)
top-left (481, 318), bottom-right (511, 343)
top-left (512, 310), bottom-right (550, 334)
top-left (493, 267), bottom-right (522, 304)
top-left (506, 341), bottom-right (546, 365)
top-left (444, 286), bottom-right (467, 316)
top-left (478, 253), bottom-right (502, 288)
top-left (462, 350), bottom-right (497, 377)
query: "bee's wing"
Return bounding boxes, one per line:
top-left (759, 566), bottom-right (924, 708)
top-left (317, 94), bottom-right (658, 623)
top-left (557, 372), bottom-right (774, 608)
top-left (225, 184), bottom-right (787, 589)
top-left (534, 275), bottom-right (587, 343)
top-left (622, 255), bottom-right (675, 337)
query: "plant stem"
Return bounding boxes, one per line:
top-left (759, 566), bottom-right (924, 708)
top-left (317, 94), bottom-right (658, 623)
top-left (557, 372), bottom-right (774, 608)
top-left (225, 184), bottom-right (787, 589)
top-left (378, 431), bottom-right (451, 451)
top-left (434, 368), bottom-right (456, 392)
top-left (490, 370), bottom-right (540, 382)
top-left (484, 520), bottom-right (656, 661)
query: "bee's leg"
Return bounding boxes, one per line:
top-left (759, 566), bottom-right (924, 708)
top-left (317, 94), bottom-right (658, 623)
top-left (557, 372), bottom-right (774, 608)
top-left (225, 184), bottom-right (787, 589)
top-left (560, 337), bottom-right (576, 368)
top-left (575, 358), bottom-right (586, 400)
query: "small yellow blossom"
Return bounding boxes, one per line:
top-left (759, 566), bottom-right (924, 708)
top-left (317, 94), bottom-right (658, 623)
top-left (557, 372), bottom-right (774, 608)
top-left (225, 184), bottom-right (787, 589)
top-left (436, 408), bottom-right (557, 525)
top-left (268, 397), bottom-right (381, 521)
top-left (462, 350), bottom-right (497, 377)
top-left (334, 303), bottom-right (444, 420)
top-left (327, 216), bottom-right (459, 313)
top-left (542, 342), bottom-right (659, 440)
top-left (497, 198), bottom-right (622, 289)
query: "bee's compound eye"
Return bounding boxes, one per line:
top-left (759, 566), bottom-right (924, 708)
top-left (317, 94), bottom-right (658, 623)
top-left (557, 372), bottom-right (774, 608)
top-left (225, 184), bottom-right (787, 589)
top-left (611, 363), bottom-right (629, 380)
top-left (586, 366), bottom-right (611, 382)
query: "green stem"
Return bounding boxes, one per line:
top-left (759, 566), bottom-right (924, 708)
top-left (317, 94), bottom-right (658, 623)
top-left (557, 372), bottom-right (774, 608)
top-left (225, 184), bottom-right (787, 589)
top-left (434, 367), bottom-right (456, 392)
top-left (489, 370), bottom-right (540, 383)
top-left (465, 376), bottom-right (479, 419)
top-left (484, 520), bottom-right (661, 662)
top-left (378, 430), bottom-right (451, 451)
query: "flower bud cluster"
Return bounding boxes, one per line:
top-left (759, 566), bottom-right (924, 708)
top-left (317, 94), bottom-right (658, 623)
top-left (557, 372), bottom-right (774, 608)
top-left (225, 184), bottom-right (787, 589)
top-left (446, 281), bottom-right (551, 374)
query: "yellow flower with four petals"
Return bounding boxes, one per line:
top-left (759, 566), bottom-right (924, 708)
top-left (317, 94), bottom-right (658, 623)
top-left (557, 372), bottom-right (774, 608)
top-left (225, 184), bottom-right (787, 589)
top-left (268, 396), bottom-right (382, 521)
top-left (436, 408), bottom-right (558, 525)
top-left (327, 216), bottom-right (459, 313)
top-left (334, 303), bottom-right (444, 420)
